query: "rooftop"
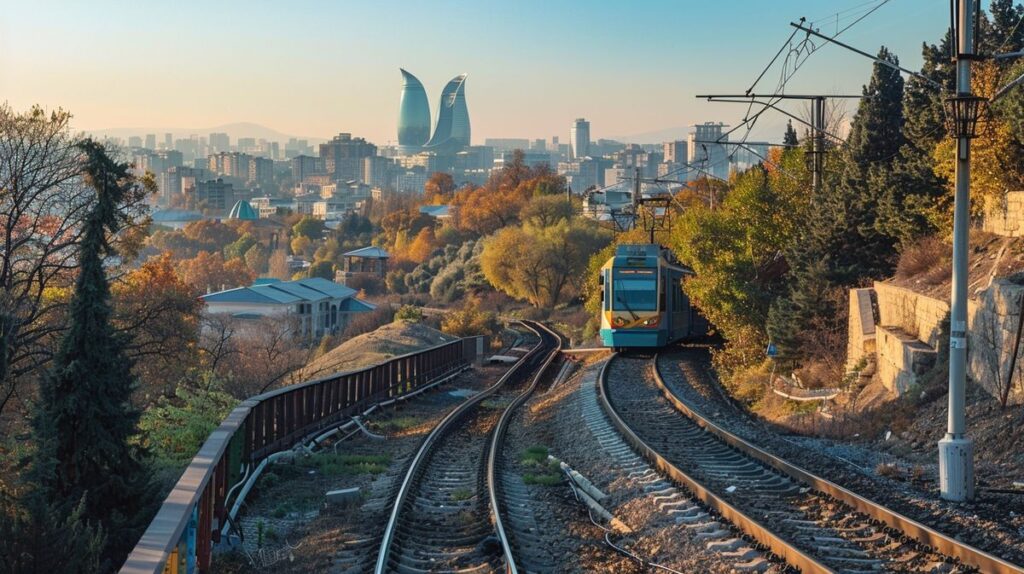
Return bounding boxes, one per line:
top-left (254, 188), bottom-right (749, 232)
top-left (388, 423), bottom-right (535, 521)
top-left (201, 277), bottom-right (359, 305)
top-left (343, 246), bottom-right (390, 259)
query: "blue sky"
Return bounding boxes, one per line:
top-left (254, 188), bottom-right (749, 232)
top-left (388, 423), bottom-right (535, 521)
top-left (0, 0), bottom-right (951, 144)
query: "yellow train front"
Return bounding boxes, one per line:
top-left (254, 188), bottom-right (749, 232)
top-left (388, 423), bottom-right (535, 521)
top-left (599, 244), bottom-right (700, 349)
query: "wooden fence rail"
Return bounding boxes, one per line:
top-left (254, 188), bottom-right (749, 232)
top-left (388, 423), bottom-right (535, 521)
top-left (120, 336), bottom-right (487, 574)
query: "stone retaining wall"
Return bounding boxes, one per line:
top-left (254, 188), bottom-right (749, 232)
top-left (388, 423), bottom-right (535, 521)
top-left (983, 191), bottom-right (1024, 237)
top-left (846, 279), bottom-right (1024, 403)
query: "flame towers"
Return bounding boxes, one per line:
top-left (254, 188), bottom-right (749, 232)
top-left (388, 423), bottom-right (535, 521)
top-left (397, 69), bottom-right (431, 154)
top-left (397, 70), bottom-right (470, 155)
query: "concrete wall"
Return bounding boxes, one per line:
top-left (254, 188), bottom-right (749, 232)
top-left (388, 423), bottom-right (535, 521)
top-left (874, 282), bottom-right (949, 348)
top-left (967, 279), bottom-right (1024, 404)
top-left (983, 191), bottom-right (1024, 237)
top-left (846, 288), bottom-right (876, 372)
top-left (847, 279), bottom-right (1024, 404)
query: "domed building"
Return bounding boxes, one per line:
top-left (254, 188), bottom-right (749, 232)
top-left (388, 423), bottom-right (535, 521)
top-left (227, 199), bottom-right (258, 221)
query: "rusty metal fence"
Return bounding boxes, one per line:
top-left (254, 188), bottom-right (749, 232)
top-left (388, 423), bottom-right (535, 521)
top-left (120, 336), bottom-right (487, 574)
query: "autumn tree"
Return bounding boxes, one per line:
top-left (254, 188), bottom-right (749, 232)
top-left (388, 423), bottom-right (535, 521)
top-left (406, 227), bottom-right (437, 263)
top-left (482, 217), bottom-right (610, 309)
top-left (424, 172), bottom-right (456, 203)
top-left (292, 216), bottom-right (325, 240)
top-left (177, 251), bottom-right (255, 293)
top-left (113, 253), bottom-right (203, 400)
top-left (0, 106), bottom-right (98, 419)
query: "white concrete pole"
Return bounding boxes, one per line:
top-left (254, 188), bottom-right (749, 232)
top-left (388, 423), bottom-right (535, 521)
top-left (939, 0), bottom-right (976, 502)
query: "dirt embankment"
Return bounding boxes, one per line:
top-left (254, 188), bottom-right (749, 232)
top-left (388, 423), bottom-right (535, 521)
top-left (300, 320), bottom-right (456, 380)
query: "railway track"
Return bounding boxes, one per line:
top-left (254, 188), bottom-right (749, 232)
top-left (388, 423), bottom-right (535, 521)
top-left (374, 321), bottom-right (561, 574)
top-left (600, 352), bottom-right (1024, 574)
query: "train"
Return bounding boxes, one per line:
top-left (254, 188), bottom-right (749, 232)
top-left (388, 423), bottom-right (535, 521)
top-left (598, 244), bottom-right (706, 349)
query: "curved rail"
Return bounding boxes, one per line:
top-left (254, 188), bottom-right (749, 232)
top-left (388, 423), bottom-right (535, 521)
top-left (597, 353), bottom-right (835, 574)
top-left (648, 352), bottom-right (1024, 574)
top-left (487, 322), bottom-right (563, 574)
top-left (373, 322), bottom-right (550, 574)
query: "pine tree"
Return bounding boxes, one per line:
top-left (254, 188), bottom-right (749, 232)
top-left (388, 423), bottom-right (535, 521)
top-left (783, 120), bottom-right (799, 147)
top-left (768, 48), bottom-right (907, 359)
top-left (31, 139), bottom-right (152, 571)
top-left (1, 417), bottom-right (104, 573)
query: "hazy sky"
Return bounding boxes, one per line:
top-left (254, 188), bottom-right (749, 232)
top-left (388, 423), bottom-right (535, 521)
top-left (1, 0), bottom-right (950, 144)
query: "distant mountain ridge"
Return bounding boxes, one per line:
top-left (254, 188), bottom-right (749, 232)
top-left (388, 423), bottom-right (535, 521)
top-left (83, 121), bottom-right (327, 144)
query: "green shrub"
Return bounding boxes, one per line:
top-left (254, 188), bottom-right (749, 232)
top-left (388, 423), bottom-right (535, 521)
top-left (394, 305), bottom-right (423, 322)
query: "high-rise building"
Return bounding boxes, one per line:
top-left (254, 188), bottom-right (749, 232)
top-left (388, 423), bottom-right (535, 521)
top-left (163, 133), bottom-right (173, 150)
top-left (319, 133), bottom-right (377, 182)
top-left (424, 74), bottom-right (470, 154)
top-left (687, 122), bottom-right (729, 181)
top-left (570, 118), bottom-right (590, 159)
top-left (291, 155), bottom-right (324, 182)
top-left (362, 156), bottom-right (395, 189)
top-left (398, 69), bottom-right (431, 155)
top-left (145, 134), bottom-right (156, 150)
top-left (191, 178), bottom-right (235, 212)
top-left (209, 132), bottom-right (230, 153)
top-left (128, 136), bottom-right (142, 149)
top-left (663, 140), bottom-right (687, 164)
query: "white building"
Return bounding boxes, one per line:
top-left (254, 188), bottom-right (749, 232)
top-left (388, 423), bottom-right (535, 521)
top-left (570, 118), bottom-right (590, 160)
top-left (200, 277), bottom-right (375, 340)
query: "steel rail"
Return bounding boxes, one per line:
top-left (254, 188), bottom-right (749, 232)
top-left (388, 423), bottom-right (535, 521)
top-left (487, 322), bottom-right (563, 574)
top-left (373, 322), bottom-right (548, 574)
top-left (649, 353), bottom-right (1024, 574)
top-left (597, 353), bottom-right (836, 574)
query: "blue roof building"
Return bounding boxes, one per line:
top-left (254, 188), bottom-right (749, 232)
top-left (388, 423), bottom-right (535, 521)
top-left (201, 277), bottom-right (373, 339)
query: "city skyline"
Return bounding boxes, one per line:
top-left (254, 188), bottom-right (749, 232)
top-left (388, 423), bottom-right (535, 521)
top-left (2, 1), bottom-right (947, 144)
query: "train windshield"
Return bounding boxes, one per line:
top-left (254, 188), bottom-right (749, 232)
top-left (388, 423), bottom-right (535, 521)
top-left (612, 271), bottom-right (657, 311)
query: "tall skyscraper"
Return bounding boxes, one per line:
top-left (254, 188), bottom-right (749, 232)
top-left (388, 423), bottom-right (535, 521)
top-left (145, 134), bottom-right (156, 150)
top-left (397, 69), bottom-right (431, 154)
top-left (570, 118), bottom-right (590, 159)
top-left (424, 74), bottom-right (470, 154)
top-left (687, 122), bottom-right (729, 181)
top-left (163, 133), bottom-right (173, 150)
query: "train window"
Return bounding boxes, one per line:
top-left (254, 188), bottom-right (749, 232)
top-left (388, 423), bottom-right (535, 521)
top-left (612, 271), bottom-right (657, 311)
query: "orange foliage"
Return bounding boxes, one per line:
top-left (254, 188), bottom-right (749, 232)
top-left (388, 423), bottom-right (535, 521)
top-left (406, 227), bottom-right (437, 263)
top-left (177, 250), bottom-right (256, 293)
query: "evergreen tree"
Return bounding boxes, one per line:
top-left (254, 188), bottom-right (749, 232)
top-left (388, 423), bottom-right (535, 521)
top-left (30, 139), bottom-right (152, 571)
top-left (768, 48), bottom-right (907, 359)
top-left (783, 120), bottom-right (799, 147)
top-left (0, 419), bottom-right (104, 573)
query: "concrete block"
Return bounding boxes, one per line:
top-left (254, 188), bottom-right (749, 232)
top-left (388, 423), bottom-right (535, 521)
top-left (326, 487), bottom-right (360, 507)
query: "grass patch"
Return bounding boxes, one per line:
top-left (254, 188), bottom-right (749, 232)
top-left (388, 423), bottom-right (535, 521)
top-left (450, 487), bottom-right (473, 501)
top-left (520, 445), bottom-right (549, 465)
top-left (375, 416), bottom-right (421, 432)
top-left (520, 448), bottom-right (561, 486)
top-left (297, 453), bottom-right (391, 476)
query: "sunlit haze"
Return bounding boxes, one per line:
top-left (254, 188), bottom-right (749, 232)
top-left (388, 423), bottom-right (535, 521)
top-left (1, 0), bottom-right (947, 144)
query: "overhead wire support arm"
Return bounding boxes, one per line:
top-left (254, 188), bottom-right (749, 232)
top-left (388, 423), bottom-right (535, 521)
top-left (696, 96), bottom-right (846, 143)
top-left (790, 21), bottom-right (944, 90)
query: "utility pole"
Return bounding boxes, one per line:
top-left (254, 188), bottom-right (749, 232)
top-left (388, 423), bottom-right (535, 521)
top-left (939, 0), bottom-right (977, 502)
top-left (811, 96), bottom-right (825, 196)
top-left (695, 93), bottom-right (864, 197)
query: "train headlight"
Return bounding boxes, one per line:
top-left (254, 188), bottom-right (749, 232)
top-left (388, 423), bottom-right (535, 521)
top-left (643, 318), bottom-right (657, 326)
